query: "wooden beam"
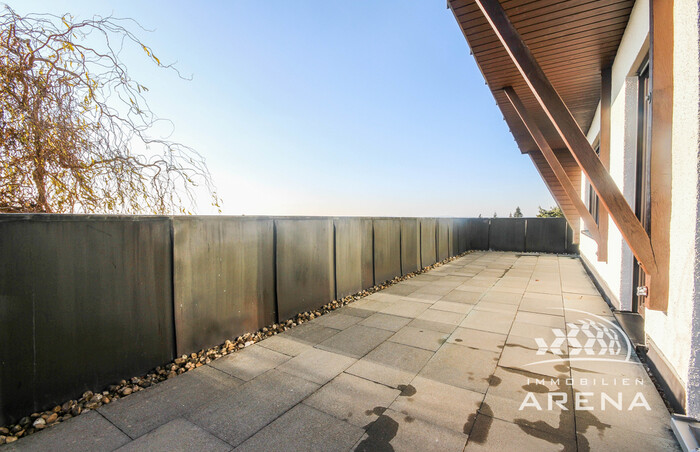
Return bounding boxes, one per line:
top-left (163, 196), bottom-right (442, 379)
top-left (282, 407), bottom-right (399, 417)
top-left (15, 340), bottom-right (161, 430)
top-left (528, 151), bottom-right (581, 243)
top-left (648, 0), bottom-right (672, 310)
top-left (473, 0), bottom-right (657, 276)
top-left (503, 86), bottom-right (601, 243)
top-left (597, 67), bottom-right (611, 263)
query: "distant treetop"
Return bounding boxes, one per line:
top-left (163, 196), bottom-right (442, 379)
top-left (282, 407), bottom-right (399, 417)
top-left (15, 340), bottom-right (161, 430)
top-left (536, 206), bottom-right (564, 218)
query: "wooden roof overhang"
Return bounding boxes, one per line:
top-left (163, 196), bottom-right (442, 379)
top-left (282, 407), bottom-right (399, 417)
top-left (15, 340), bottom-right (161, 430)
top-left (448, 0), bottom-right (634, 245)
top-left (447, 0), bottom-right (673, 311)
top-left (448, 0), bottom-right (633, 154)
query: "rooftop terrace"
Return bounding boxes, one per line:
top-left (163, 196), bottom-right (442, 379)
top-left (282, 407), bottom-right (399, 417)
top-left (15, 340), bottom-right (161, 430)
top-left (4, 252), bottom-right (679, 451)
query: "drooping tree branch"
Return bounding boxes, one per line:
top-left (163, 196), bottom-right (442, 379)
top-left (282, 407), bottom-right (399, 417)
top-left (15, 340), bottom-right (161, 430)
top-left (0, 6), bottom-right (220, 214)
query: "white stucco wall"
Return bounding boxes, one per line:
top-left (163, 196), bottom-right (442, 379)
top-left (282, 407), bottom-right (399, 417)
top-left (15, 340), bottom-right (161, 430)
top-left (581, 0), bottom-right (648, 311)
top-left (643, 0), bottom-right (700, 418)
top-left (581, 0), bottom-right (700, 417)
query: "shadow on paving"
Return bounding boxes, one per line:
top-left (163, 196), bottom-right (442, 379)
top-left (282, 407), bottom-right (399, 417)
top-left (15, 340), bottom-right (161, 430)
top-left (3, 252), bottom-right (680, 452)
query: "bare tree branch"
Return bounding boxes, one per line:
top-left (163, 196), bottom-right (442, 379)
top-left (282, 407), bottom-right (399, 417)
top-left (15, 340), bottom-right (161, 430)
top-left (0, 5), bottom-right (220, 214)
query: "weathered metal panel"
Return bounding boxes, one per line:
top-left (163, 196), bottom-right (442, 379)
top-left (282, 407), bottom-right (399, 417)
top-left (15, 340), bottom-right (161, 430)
top-left (447, 219), bottom-right (457, 257)
top-left (420, 219), bottom-right (437, 267)
top-left (0, 215), bottom-right (173, 425)
top-left (400, 218), bottom-right (421, 275)
top-left (173, 217), bottom-right (276, 356)
top-left (456, 218), bottom-right (469, 254)
top-left (490, 218), bottom-right (526, 251)
top-left (437, 219), bottom-right (450, 261)
top-left (525, 218), bottom-right (568, 253)
top-left (335, 217), bottom-right (373, 298)
top-left (373, 218), bottom-right (402, 283)
top-left (359, 219), bottom-right (374, 290)
top-left (466, 218), bottom-right (490, 250)
top-left (275, 218), bottom-right (335, 320)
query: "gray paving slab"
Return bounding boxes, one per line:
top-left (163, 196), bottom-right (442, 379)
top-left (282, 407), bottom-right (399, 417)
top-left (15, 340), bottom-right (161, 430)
top-left (576, 423), bottom-right (682, 451)
top-left (404, 292), bottom-right (443, 303)
top-left (503, 330), bottom-right (569, 354)
top-left (526, 280), bottom-right (562, 295)
top-left (464, 413), bottom-right (576, 451)
top-left (345, 341), bottom-right (434, 388)
top-left (234, 404), bottom-right (364, 452)
top-left (441, 289), bottom-right (483, 303)
top-left (562, 293), bottom-right (615, 317)
top-left (413, 307), bottom-right (465, 329)
top-left (209, 344), bottom-right (290, 381)
top-left (482, 381), bottom-right (576, 440)
top-left (277, 347), bottom-right (356, 385)
top-left (407, 317), bottom-right (461, 334)
top-left (472, 301), bottom-right (519, 315)
top-left (570, 368), bottom-right (677, 440)
top-left (359, 312), bottom-right (412, 332)
top-left (387, 325), bottom-right (449, 351)
top-left (440, 275), bottom-right (471, 284)
top-left (348, 297), bottom-right (395, 313)
top-left (303, 372), bottom-right (400, 427)
top-left (487, 285), bottom-right (526, 295)
top-left (412, 284), bottom-right (455, 296)
top-left (186, 369), bottom-right (319, 446)
top-left (355, 408), bottom-right (468, 452)
top-left (513, 310), bottom-right (565, 328)
top-left (446, 327), bottom-right (507, 353)
top-left (460, 309), bottom-right (514, 334)
top-left (99, 365), bottom-right (242, 439)
top-left (339, 306), bottom-right (376, 318)
top-left (316, 324), bottom-right (394, 358)
top-left (256, 333), bottom-right (313, 357)
top-left (115, 418), bottom-right (231, 452)
top-left (379, 299), bottom-right (430, 318)
top-left (498, 341), bottom-right (570, 379)
top-left (281, 322), bottom-right (340, 345)
top-left (480, 290), bottom-right (523, 305)
top-left (388, 375), bottom-right (483, 433)
top-left (518, 297), bottom-right (565, 316)
top-left (401, 279), bottom-right (432, 287)
top-left (382, 284), bottom-right (419, 296)
top-left (419, 343), bottom-right (500, 393)
top-left (310, 312), bottom-right (363, 329)
top-left (432, 300), bottom-right (474, 314)
top-left (411, 274), bottom-right (441, 282)
top-left (2, 411), bottom-right (130, 452)
top-left (508, 320), bottom-right (565, 342)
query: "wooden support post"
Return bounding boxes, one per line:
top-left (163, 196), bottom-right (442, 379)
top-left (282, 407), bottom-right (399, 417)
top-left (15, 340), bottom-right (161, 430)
top-left (647, 0), bottom-right (673, 311)
top-left (503, 86), bottom-right (601, 244)
top-left (598, 67), bottom-right (611, 263)
top-left (473, 0), bottom-right (657, 277)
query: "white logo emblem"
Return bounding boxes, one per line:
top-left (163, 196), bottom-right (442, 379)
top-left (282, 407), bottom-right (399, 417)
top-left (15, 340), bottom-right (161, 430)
top-left (527, 309), bottom-right (633, 366)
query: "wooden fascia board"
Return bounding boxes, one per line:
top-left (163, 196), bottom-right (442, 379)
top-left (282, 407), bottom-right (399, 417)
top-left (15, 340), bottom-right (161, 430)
top-left (473, 0), bottom-right (657, 277)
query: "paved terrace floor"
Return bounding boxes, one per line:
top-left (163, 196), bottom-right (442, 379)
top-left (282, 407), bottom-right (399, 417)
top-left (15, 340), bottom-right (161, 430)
top-left (6, 252), bottom-right (679, 451)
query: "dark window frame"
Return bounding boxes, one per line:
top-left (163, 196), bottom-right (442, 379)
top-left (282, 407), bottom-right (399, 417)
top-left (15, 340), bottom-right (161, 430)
top-left (632, 56), bottom-right (651, 315)
top-left (585, 143), bottom-right (601, 225)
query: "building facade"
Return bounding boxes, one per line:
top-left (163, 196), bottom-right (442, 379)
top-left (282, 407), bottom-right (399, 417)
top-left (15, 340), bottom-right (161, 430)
top-left (449, 0), bottom-right (700, 422)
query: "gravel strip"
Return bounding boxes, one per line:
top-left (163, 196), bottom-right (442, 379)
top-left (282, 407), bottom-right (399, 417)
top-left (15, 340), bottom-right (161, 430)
top-left (0, 251), bottom-right (474, 445)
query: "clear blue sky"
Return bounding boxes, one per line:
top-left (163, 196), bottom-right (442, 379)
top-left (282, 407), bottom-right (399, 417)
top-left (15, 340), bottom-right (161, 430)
top-left (16, 0), bottom-right (554, 217)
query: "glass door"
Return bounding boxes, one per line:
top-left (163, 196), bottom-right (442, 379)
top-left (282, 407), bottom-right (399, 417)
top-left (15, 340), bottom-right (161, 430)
top-left (632, 61), bottom-right (651, 316)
